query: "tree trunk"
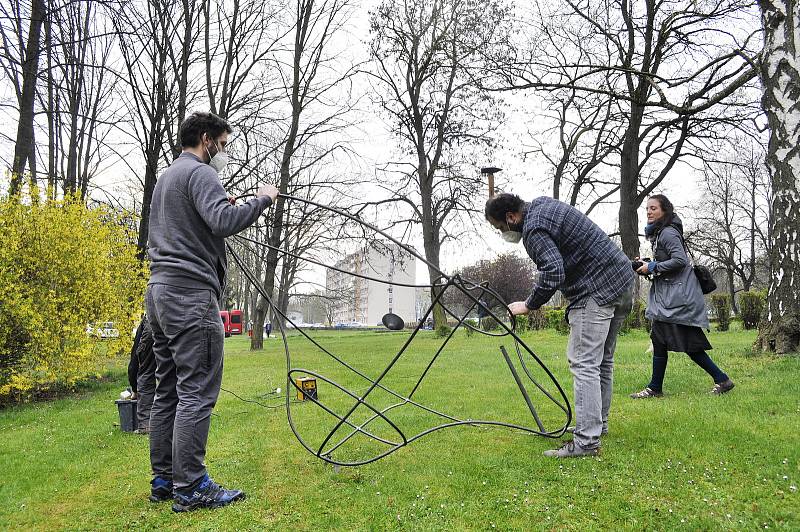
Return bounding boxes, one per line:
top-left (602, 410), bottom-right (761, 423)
top-left (251, 188), bottom-right (287, 351)
top-left (618, 103), bottom-right (645, 259)
top-left (251, 306), bottom-right (265, 349)
top-left (249, 240), bottom-right (267, 349)
top-left (755, 0), bottom-right (800, 354)
top-left (251, 1), bottom-right (309, 349)
top-left (727, 269), bottom-right (739, 314)
top-left (418, 161), bottom-right (448, 329)
top-left (64, 90), bottom-right (82, 195)
top-left (10, 0), bottom-right (45, 195)
top-left (171, 0), bottom-right (195, 159)
top-left (136, 145), bottom-right (161, 261)
top-left (45, 9), bottom-right (55, 194)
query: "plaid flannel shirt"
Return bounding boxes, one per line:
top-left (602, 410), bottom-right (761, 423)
top-left (522, 197), bottom-right (634, 311)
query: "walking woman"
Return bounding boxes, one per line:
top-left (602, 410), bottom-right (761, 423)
top-left (630, 194), bottom-right (735, 398)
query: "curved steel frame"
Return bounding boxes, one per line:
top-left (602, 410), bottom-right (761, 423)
top-left (226, 194), bottom-right (572, 466)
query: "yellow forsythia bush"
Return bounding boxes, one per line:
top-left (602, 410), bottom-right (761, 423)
top-left (0, 189), bottom-right (147, 400)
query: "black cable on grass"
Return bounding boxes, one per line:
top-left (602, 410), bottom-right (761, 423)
top-left (223, 193), bottom-right (572, 466)
top-left (220, 386), bottom-right (301, 410)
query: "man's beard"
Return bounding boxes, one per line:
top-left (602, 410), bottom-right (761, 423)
top-left (508, 221), bottom-right (524, 233)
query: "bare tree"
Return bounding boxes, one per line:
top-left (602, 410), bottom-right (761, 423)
top-left (493, 0), bottom-right (762, 257)
top-left (443, 252), bottom-right (537, 314)
top-left (1, 0), bottom-right (45, 193)
top-left (367, 0), bottom-right (512, 328)
top-left (47, 1), bottom-right (118, 198)
top-left (111, 0), bottom-right (190, 259)
top-left (691, 139), bottom-right (771, 312)
top-left (248, 0), bottom-right (360, 350)
top-left (523, 86), bottom-right (624, 212)
top-left (10, 0), bottom-right (46, 194)
top-left (292, 290), bottom-right (332, 325)
top-left (292, 286), bottom-right (351, 327)
top-left (755, 0), bottom-right (800, 353)
top-left (164, 0), bottom-right (203, 160)
top-left (1, 1), bottom-right (130, 199)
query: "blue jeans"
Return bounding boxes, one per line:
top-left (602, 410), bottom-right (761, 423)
top-left (565, 285), bottom-right (633, 450)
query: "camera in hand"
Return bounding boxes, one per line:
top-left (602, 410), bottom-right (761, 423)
top-left (631, 258), bottom-right (652, 271)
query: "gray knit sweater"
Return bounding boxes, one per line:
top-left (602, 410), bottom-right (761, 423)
top-left (147, 152), bottom-right (272, 297)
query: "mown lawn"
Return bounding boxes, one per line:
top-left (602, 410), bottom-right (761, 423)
top-left (0, 326), bottom-right (798, 530)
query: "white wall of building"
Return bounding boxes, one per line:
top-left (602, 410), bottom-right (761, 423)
top-left (326, 242), bottom-right (417, 326)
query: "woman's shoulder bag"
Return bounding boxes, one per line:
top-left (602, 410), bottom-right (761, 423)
top-left (670, 230), bottom-right (717, 294)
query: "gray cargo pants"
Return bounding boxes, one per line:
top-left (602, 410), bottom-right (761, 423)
top-left (145, 284), bottom-right (224, 490)
top-left (566, 284), bottom-right (633, 450)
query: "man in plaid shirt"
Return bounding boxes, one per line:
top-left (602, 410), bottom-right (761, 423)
top-left (485, 193), bottom-right (634, 457)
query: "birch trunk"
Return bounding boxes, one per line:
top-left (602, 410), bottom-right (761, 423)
top-left (756, 0), bottom-right (800, 353)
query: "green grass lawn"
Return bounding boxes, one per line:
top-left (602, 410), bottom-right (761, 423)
top-left (1, 327), bottom-right (798, 530)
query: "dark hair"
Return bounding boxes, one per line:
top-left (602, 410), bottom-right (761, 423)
top-left (648, 194), bottom-right (677, 232)
top-left (648, 194), bottom-right (674, 218)
top-left (485, 193), bottom-right (524, 222)
top-left (179, 112), bottom-right (232, 148)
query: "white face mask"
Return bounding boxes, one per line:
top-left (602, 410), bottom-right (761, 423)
top-left (205, 139), bottom-right (228, 173)
top-left (500, 218), bottom-right (522, 243)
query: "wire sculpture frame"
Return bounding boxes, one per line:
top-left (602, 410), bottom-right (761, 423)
top-left (227, 194), bottom-right (572, 466)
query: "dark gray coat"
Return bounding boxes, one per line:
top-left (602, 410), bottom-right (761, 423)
top-left (644, 217), bottom-right (710, 329)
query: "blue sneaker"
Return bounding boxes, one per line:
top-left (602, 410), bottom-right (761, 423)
top-left (149, 476), bottom-right (173, 503)
top-left (172, 475), bottom-right (245, 512)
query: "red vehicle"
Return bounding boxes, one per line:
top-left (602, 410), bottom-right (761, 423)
top-left (219, 311), bottom-right (232, 337)
top-left (229, 309), bottom-right (243, 335)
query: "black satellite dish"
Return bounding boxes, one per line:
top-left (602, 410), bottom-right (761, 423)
top-left (381, 312), bottom-right (405, 330)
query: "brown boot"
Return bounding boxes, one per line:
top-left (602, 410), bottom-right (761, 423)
top-left (710, 379), bottom-right (735, 395)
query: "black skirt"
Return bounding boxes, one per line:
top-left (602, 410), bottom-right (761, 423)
top-left (650, 320), bottom-right (712, 353)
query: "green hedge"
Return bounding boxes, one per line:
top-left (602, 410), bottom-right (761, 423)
top-left (711, 294), bottom-right (732, 332)
top-left (435, 324), bottom-right (452, 337)
top-left (481, 316), bottom-right (500, 331)
top-left (463, 318), bottom-right (477, 337)
top-left (544, 308), bottom-right (569, 335)
top-left (622, 299), bottom-right (648, 333)
top-left (738, 290), bottom-right (765, 330)
top-left (527, 308), bottom-right (547, 330)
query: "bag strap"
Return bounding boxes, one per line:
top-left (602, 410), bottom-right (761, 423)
top-left (657, 226), bottom-right (695, 267)
top-left (674, 229), bottom-right (696, 267)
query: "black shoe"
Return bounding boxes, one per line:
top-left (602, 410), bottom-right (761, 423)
top-left (149, 476), bottom-right (173, 503)
top-left (172, 475), bottom-right (245, 512)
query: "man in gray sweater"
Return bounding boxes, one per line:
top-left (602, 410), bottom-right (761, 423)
top-left (145, 112), bottom-right (278, 512)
